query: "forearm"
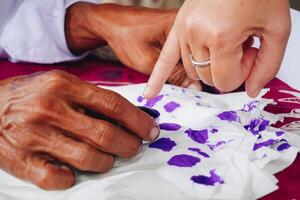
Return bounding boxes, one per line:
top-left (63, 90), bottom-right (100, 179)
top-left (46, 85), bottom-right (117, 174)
top-left (65, 2), bottom-right (107, 55)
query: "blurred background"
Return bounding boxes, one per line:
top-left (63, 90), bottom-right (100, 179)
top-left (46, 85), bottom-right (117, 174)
top-left (291, 0), bottom-right (300, 10)
top-left (100, 0), bottom-right (300, 10)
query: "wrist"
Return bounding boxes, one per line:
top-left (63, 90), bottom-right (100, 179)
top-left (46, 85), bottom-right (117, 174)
top-left (65, 2), bottom-right (107, 55)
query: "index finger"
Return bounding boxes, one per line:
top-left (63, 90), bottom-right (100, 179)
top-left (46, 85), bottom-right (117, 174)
top-left (64, 85), bottom-right (160, 142)
top-left (143, 27), bottom-right (181, 99)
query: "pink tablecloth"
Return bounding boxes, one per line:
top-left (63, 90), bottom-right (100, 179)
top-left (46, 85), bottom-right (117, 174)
top-left (0, 57), bottom-right (299, 199)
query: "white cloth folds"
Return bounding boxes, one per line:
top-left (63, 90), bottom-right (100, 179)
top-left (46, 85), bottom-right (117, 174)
top-left (0, 84), bottom-right (299, 200)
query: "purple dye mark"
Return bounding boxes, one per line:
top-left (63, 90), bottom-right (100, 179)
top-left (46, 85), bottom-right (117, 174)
top-left (149, 137), bottom-right (176, 152)
top-left (276, 131), bottom-right (285, 137)
top-left (144, 95), bottom-right (164, 108)
top-left (164, 101), bottom-right (180, 113)
top-left (211, 128), bottom-right (218, 134)
top-left (196, 102), bottom-right (201, 106)
top-left (241, 101), bottom-right (259, 112)
top-left (137, 96), bottom-right (144, 103)
top-left (188, 148), bottom-right (210, 158)
top-left (159, 123), bottom-right (181, 131)
top-left (191, 170), bottom-right (224, 186)
top-left (139, 106), bottom-right (160, 118)
top-left (168, 154), bottom-right (200, 167)
top-left (253, 139), bottom-right (278, 151)
top-left (208, 141), bottom-right (226, 150)
top-left (185, 129), bottom-right (209, 144)
top-left (195, 95), bottom-right (201, 99)
top-left (244, 118), bottom-right (270, 135)
top-left (217, 111), bottom-right (240, 122)
top-left (277, 143), bottom-right (291, 151)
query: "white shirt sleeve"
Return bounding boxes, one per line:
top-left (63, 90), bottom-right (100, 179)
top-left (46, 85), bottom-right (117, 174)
top-left (0, 0), bottom-right (99, 64)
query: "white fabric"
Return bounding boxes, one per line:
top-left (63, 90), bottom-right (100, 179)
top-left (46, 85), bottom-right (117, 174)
top-left (0, 84), bottom-right (299, 200)
top-left (0, 0), bottom-right (98, 63)
top-left (277, 9), bottom-right (300, 91)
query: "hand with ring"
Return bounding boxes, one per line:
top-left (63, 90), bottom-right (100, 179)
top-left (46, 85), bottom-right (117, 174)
top-left (143, 0), bottom-right (291, 98)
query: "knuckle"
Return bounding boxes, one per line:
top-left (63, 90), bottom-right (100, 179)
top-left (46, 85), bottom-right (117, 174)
top-left (210, 29), bottom-right (228, 47)
top-left (35, 169), bottom-right (54, 189)
top-left (74, 146), bottom-right (94, 170)
top-left (102, 91), bottom-right (124, 116)
top-left (94, 123), bottom-right (115, 150)
top-left (43, 70), bottom-right (70, 92)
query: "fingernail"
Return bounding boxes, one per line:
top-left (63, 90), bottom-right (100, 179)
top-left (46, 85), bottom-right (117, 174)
top-left (149, 125), bottom-right (160, 141)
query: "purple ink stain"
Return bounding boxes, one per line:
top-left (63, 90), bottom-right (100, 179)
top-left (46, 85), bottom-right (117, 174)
top-left (217, 111), bottom-right (240, 122)
top-left (159, 123), bottom-right (181, 131)
top-left (208, 141), bottom-right (227, 150)
top-left (144, 95), bottom-right (164, 108)
top-left (191, 170), bottom-right (224, 186)
top-left (244, 118), bottom-right (270, 135)
top-left (253, 139), bottom-right (278, 151)
top-left (149, 137), bottom-right (176, 152)
top-left (195, 95), bottom-right (201, 99)
top-left (139, 106), bottom-right (160, 118)
top-left (137, 96), bottom-right (144, 103)
top-left (168, 154), bottom-right (200, 167)
top-left (275, 131), bottom-right (285, 137)
top-left (164, 101), bottom-right (180, 113)
top-left (211, 128), bottom-right (218, 133)
top-left (277, 143), bottom-right (291, 151)
top-left (188, 148), bottom-right (210, 158)
top-left (185, 129), bottom-right (209, 144)
top-left (242, 101), bottom-right (259, 112)
top-left (196, 102), bottom-right (201, 106)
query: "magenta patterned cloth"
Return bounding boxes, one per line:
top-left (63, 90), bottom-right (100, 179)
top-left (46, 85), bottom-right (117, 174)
top-left (0, 57), bottom-right (299, 199)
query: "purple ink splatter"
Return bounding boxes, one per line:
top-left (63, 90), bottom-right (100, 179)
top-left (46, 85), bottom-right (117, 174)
top-left (164, 101), bottom-right (180, 113)
top-left (241, 101), bottom-right (259, 112)
top-left (211, 128), bottom-right (218, 133)
top-left (188, 148), bottom-right (210, 158)
top-left (217, 111), bottom-right (240, 122)
top-left (145, 95), bottom-right (164, 107)
top-left (168, 154), bottom-right (200, 167)
top-left (277, 143), bottom-right (291, 151)
top-left (185, 129), bottom-right (209, 144)
top-left (149, 137), bottom-right (176, 152)
top-left (275, 131), bottom-right (285, 137)
top-left (208, 141), bottom-right (226, 150)
top-left (139, 106), bottom-right (160, 118)
top-left (253, 139), bottom-right (278, 151)
top-left (137, 96), bottom-right (144, 103)
top-left (244, 118), bottom-right (270, 135)
top-left (159, 123), bottom-right (181, 131)
top-left (191, 170), bottom-right (224, 186)
top-left (195, 95), bottom-right (201, 99)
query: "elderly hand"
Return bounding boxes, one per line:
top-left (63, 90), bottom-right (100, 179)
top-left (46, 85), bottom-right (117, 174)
top-left (0, 70), bottom-right (159, 190)
top-left (144, 0), bottom-right (291, 98)
top-left (65, 2), bottom-right (201, 90)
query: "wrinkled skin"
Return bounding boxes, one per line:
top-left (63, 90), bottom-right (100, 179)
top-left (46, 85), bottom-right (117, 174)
top-left (144, 0), bottom-right (291, 98)
top-left (0, 2), bottom-right (203, 190)
top-left (0, 70), bottom-right (159, 190)
top-left (65, 3), bottom-right (201, 90)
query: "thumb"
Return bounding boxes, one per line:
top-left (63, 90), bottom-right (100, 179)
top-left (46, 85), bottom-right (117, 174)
top-left (143, 26), bottom-right (181, 99)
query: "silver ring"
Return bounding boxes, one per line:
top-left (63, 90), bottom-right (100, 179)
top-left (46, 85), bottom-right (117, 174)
top-left (190, 54), bottom-right (210, 67)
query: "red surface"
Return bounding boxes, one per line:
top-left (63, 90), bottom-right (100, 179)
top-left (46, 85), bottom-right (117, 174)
top-left (0, 57), bottom-right (299, 199)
